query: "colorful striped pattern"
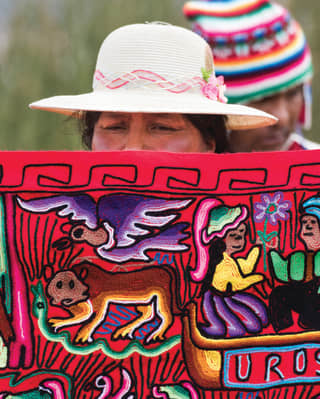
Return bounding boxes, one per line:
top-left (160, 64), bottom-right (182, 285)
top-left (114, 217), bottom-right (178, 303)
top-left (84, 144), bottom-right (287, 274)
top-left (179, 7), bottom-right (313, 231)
top-left (184, 0), bottom-right (269, 18)
top-left (183, 0), bottom-right (313, 104)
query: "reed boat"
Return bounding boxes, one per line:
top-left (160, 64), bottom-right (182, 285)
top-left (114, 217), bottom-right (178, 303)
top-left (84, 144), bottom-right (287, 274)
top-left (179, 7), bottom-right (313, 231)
top-left (182, 302), bottom-right (320, 389)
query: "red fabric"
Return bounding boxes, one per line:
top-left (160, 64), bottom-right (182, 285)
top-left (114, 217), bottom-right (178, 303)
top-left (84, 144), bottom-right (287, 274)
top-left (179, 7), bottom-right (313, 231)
top-left (288, 140), bottom-right (306, 151)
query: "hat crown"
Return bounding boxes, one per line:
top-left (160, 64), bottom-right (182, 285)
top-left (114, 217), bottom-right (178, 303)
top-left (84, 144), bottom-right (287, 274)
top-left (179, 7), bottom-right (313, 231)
top-left (94, 23), bottom-right (214, 89)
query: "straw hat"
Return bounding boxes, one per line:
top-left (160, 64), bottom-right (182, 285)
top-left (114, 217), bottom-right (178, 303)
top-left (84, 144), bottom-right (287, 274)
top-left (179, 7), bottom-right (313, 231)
top-left (29, 23), bottom-right (277, 130)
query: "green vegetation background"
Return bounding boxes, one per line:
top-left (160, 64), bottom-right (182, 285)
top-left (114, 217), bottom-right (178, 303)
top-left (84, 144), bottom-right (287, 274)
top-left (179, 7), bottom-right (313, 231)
top-left (0, 0), bottom-right (318, 150)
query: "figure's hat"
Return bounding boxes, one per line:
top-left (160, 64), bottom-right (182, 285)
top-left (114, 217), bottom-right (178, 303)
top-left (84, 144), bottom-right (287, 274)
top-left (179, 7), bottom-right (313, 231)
top-left (207, 205), bottom-right (248, 238)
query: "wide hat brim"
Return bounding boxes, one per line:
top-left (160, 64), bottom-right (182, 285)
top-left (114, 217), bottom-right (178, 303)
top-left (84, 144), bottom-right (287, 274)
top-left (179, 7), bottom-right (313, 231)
top-left (29, 90), bottom-right (277, 130)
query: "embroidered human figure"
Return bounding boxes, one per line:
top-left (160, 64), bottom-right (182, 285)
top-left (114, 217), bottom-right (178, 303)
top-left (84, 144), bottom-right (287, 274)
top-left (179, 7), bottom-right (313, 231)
top-left (211, 223), bottom-right (262, 293)
top-left (196, 203), bottom-right (267, 338)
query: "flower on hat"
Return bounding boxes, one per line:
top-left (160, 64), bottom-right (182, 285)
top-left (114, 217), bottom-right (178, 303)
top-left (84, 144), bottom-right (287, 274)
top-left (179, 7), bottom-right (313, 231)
top-left (201, 68), bottom-right (227, 103)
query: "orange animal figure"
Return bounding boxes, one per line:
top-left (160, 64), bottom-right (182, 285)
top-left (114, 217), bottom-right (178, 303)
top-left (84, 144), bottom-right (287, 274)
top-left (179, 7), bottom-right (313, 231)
top-left (46, 262), bottom-right (180, 344)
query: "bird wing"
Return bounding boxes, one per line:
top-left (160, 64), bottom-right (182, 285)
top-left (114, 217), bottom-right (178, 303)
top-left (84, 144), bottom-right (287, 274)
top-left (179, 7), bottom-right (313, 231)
top-left (98, 222), bottom-right (190, 262)
top-left (98, 194), bottom-right (192, 246)
top-left (16, 194), bottom-right (98, 228)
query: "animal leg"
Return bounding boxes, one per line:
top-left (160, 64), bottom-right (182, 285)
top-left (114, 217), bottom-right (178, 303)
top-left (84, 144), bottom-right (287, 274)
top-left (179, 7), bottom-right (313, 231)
top-left (113, 304), bottom-right (154, 340)
top-left (147, 294), bottom-right (173, 342)
top-left (48, 301), bottom-right (93, 331)
top-left (75, 300), bottom-right (108, 344)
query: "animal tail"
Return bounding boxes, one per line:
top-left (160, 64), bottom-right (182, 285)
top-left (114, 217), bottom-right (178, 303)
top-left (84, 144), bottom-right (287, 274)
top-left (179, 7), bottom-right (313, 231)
top-left (161, 264), bottom-right (184, 315)
top-left (150, 223), bottom-right (190, 315)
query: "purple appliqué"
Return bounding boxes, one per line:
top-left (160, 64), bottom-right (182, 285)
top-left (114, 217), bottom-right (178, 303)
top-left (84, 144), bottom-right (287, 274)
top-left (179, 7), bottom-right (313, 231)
top-left (254, 192), bottom-right (291, 226)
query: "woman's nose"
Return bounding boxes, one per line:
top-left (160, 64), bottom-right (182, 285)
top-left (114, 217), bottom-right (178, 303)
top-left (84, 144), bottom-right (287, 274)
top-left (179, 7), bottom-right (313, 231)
top-left (123, 126), bottom-right (146, 151)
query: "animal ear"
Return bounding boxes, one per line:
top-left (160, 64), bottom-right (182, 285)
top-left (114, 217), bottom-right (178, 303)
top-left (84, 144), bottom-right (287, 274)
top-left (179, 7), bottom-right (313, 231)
top-left (79, 267), bottom-right (88, 281)
top-left (44, 265), bottom-right (54, 281)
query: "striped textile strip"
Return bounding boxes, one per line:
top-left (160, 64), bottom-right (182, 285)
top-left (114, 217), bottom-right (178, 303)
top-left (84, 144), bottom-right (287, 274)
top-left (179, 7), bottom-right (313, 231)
top-left (220, 46), bottom-right (311, 88)
top-left (183, 0), bottom-right (268, 18)
top-left (190, 5), bottom-right (287, 37)
top-left (225, 54), bottom-right (312, 103)
top-left (214, 24), bottom-right (306, 74)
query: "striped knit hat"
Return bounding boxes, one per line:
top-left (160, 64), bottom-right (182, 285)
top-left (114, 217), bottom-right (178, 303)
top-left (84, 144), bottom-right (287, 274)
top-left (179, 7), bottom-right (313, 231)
top-left (183, 0), bottom-right (313, 127)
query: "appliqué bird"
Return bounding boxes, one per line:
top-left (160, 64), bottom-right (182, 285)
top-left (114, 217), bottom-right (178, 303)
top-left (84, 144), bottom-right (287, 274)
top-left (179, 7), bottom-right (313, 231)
top-left (16, 194), bottom-right (192, 263)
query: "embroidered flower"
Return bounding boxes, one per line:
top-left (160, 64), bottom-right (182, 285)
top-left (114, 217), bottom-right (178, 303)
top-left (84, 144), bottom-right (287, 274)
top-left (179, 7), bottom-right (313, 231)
top-left (201, 69), bottom-right (227, 103)
top-left (254, 192), bottom-right (292, 226)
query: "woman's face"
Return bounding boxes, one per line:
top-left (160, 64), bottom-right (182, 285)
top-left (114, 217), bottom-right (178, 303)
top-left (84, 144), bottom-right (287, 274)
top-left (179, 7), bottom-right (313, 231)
top-left (92, 112), bottom-right (216, 153)
top-left (224, 223), bottom-right (247, 256)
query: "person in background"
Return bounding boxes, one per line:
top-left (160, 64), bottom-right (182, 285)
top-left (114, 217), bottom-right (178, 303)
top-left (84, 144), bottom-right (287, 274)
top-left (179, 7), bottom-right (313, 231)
top-left (184, 0), bottom-right (319, 152)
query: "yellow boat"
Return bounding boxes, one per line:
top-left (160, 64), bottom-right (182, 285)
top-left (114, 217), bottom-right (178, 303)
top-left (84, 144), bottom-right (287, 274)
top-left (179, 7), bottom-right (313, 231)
top-left (182, 302), bottom-right (320, 390)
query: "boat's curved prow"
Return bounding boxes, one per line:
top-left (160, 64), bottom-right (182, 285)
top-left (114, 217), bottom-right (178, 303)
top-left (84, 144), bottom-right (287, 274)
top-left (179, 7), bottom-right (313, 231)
top-left (182, 303), bottom-right (222, 389)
